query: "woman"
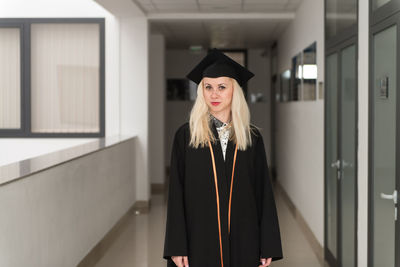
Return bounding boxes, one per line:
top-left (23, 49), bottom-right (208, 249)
top-left (163, 48), bottom-right (283, 267)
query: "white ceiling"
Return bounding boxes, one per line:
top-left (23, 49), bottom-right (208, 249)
top-left (151, 18), bottom-right (292, 49)
top-left (135, 0), bottom-right (302, 13)
top-left (137, 0), bottom-right (303, 49)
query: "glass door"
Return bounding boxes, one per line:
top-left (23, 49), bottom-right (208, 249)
top-left (325, 40), bottom-right (357, 267)
top-left (369, 16), bottom-right (399, 267)
top-left (326, 52), bottom-right (339, 266)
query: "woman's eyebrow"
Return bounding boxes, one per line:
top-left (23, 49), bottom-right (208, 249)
top-left (204, 83), bottom-right (226, 86)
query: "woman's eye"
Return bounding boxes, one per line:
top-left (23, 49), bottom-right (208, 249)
top-left (219, 86), bottom-right (226, 90)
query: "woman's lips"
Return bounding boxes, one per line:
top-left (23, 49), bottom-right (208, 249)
top-left (211, 102), bottom-right (220, 106)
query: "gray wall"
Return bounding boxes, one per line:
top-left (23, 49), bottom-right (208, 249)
top-left (164, 49), bottom-right (206, 167)
top-left (247, 48), bottom-right (272, 163)
top-left (149, 34), bottom-right (166, 184)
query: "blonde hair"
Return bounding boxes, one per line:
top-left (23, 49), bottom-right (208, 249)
top-left (189, 78), bottom-right (256, 150)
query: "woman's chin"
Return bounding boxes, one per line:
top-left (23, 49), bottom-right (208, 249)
top-left (208, 105), bottom-right (225, 113)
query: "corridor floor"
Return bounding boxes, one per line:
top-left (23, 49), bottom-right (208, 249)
top-left (93, 185), bottom-right (326, 267)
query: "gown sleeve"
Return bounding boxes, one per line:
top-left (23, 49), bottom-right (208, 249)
top-left (163, 128), bottom-right (189, 263)
top-left (254, 132), bottom-right (283, 261)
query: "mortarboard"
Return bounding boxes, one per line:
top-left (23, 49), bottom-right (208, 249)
top-left (186, 48), bottom-right (255, 87)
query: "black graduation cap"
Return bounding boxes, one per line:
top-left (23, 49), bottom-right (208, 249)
top-left (186, 48), bottom-right (255, 87)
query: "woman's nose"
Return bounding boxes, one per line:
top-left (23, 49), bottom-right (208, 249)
top-left (211, 89), bottom-right (219, 98)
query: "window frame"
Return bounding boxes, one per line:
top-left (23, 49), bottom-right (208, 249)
top-left (0, 18), bottom-right (105, 138)
top-left (325, 0), bottom-right (358, 48)
top-left (370, 0), bottom-right (400, 26)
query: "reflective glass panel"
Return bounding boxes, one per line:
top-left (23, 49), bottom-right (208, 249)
top-left (340, 44), bottom-right (356, 267)
top-left (326, 0), bottom-right (357, 39)
top-left (373, 0), bottom-right (391, 10)
top-left (326, 52), bottom-right (338, 258)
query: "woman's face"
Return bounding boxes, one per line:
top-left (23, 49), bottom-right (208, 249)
top-left (202, 76), bottom-right (234, 115)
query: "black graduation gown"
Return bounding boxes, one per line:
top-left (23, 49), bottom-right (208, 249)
top-left (163, 122), bottom-right (283, 267)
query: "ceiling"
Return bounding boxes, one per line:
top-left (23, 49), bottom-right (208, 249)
top-left (150, 18), bottom-right (292, 49)
top-left (135, 0), bottom-right (303, 49)
top-left (134, 0), bottom-right (302, 13)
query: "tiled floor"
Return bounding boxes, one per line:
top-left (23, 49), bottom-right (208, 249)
top-left (94, 186), bottom-right (327, 267)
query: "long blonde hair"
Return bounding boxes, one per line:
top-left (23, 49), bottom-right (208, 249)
top-left (189, 78), bottom-right (256, 150)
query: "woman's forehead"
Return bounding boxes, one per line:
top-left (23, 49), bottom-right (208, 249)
top-left (203, 77), bottom-right (232, 84)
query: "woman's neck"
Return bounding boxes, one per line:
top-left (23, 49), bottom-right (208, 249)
top-left (210, 110), bottom-right (231, 124)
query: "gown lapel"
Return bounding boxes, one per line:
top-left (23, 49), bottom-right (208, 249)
top-left (210, 122), bottom-right (236, 199)
top-left (210, 123), bottom-right (229, 198)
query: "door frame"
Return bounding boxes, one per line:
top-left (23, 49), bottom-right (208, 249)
top-left (324, 36), bottom-right (358, 267)
top-left (369, 0), bottom-right (400, 26)
top-left (368, 13), bottom-right (400, 267)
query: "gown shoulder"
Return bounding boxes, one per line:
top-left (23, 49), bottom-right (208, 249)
top-left (249, 124), bottom-right (264, 146)
top-left (172, 122), bottom-right (190, 146)
top-left (174, 122), bottom-right (190, 139)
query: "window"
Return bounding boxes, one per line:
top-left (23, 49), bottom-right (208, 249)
top-left (286, 42), bottom-right (318, 102)
top-left (302, 42), bottom-right (317, 101)
top-left (0, 19), bottom-right (105, 137)
top-left (290, 52), bottom-right (302, 101)
top-left (0, 26), bottom-right (21, 129)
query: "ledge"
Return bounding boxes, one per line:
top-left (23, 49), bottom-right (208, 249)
top-left (0, 135), bottom-right (137, 186)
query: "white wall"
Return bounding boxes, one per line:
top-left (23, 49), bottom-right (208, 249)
top-left (119, 16), bottom-right (149, 201)
top-left (95, 0), bottom-right (150, 201)
top-left (0, 138), bottom-right (137, 267)
top-left (149, 34), bottom-right (166, 185)
top-left (276, 0), bottom-right (324, 246)
top-left (0, 0), bottom-right (151, 203)
top-left (357, 0), bottom-right (369, 266)
top-left (0, 0), bottom-right (120, 165)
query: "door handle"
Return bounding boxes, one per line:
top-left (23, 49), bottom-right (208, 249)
top-left (342, 160), bottom-right (353, 168)
top-left (380, 190), bottom-right (398, 205)
top-left (331, 160), bottom-right (340, 168)
top-left (380, 190), bottom-right (398, 220)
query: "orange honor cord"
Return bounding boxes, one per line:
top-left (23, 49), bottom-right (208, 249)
top-left (228, 144), bottom-right (238, 234)
top-left (208, 140), bottom-right (238, 267)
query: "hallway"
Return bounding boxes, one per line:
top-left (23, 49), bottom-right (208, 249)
top-left (93, 184), bottom-right (326, 267)
top-left (0, 0), bottom-right (382, 266)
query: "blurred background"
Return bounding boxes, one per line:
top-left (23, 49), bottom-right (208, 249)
top-left (0, 0), bottom-right (397, 266)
